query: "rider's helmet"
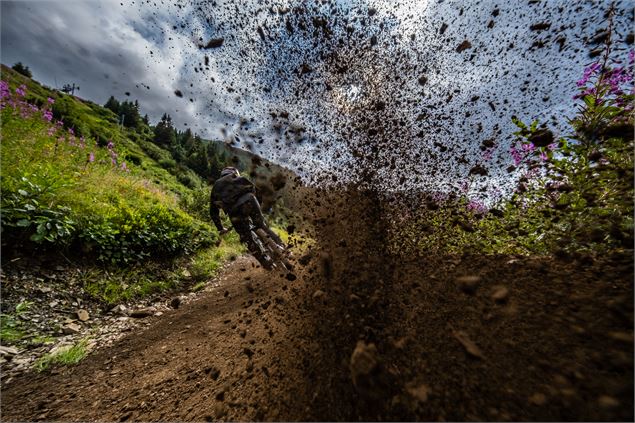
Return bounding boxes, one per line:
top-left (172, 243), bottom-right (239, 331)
top-left (220, 166), bottom-right (240, 177)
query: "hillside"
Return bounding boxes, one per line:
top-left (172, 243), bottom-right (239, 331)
top-left (0, 65), bottom-right (299, 374)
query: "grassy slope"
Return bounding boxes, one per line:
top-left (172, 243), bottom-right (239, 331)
top-left (0, 65), bottom-right (245, 308)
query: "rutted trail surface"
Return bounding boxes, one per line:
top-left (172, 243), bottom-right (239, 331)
top-left (2, 256), bottom-right (312, 422)
top-left (2, 248), bottom-right (633, 421)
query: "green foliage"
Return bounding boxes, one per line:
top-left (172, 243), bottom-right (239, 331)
top-left (35, 339), bottom-right (89, 372)
top-left (179, 187), bottom-right (211, 221)
top-left (1, 67), bottom-right (215, 264)
top-left (0, 301), bottom-right (33, 343)
top-left (1, 177), bottom-right (76, 244)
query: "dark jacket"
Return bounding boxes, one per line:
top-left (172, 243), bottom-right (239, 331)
top-left (209, 174), bottom-right (255, 231)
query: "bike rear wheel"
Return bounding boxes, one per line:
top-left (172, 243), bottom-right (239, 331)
top-left (254, 228), bottom-right (293, 271)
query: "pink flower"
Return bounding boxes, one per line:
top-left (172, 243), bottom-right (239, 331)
top-left (0, 81), bottom-right (9, 99)
top-left (88, 152), bottom-right (95, 163)
top-left (43, 110), bottom-right (53, 122)
top-left (47, 97), bottom-right (55, 104)
top-left (15, 84), bottom-right (26, 97)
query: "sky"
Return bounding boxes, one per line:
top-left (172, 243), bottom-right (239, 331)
top-left (1, 0), bottom-right (632, 196)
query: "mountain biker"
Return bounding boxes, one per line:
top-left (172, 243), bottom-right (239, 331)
top-left (210, 166), bottom-right (284, 270)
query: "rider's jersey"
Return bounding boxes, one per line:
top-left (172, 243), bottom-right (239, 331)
top-left (209, 174), bottom-right (255, 231)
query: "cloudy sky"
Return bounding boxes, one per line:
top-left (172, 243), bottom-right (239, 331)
top-left (1, 0), bottom-right (632, 194)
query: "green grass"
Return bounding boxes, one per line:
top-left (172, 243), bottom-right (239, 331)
top-left (189, 230), bottom-right (246, 280)
top-left (81, 267), bottom-right (177, 305)
top-left (35, 338), bottom-right (89, 372)
top-left (0, 314), bottom-right (25, 343)
top-left (191, 281), bottom-right (207, 292)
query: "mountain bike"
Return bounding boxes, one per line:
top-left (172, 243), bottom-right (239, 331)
top-left (250, 225), bottom-right (293, 272)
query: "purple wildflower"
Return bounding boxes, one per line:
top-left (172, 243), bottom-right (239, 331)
top-left (521, 142), bottom-right (535, 152)
top-left (576, 62), bottom-right (601, 87)
top-left (88, 152), bottom-right (95, 163)
top-left (47, 97), bottom-right (55, 104)
top-left (43, 110), bottom-right (53, 122)
top-left (15, 84), bottom-right (26, 97)
top-left (466, 199), bottom-right (487, 214)
top-left (0, 81), bottom-right (10, 99)
top-left (510, 145), bottom-right (523, 166)
top-left (121, 162), bottom-right (129, 172)
top-left (107, 141), bottom-right (114, 149)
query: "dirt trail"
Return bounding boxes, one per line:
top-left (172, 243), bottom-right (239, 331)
top-left (1, 256), bottom-right (312, 421)
top-left (2, 248), bottom-right (633, 421)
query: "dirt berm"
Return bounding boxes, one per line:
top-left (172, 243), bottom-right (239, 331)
top-left (2, 189), bottom-right (633, 421)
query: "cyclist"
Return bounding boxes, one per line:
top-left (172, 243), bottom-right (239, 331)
top-left (210, 166), bottom-right (284, 269)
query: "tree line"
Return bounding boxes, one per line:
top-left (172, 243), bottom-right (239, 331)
top-left (103, 95), bottom-right (229, 181)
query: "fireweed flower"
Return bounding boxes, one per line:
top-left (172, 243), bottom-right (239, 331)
top-left (521, 142), bottom-right (535, 152)
top-left (107, 141), bottom-right (114, 149)
top-left (576, 62), bottom-right (601, 87)
top-left (88, 152), bottom-right (95, 163)
top-left (0, 81), bottom-right (9, 98)
top-left (43, 110), bottom-right (53, 122)
top-left (15, 84), bottom-right (26, 97)
top-left (121, 162), bottom-right (129, 172)
top-left (510, 146), bottom-right (523, 166)
top-left (47, 97), bottom-right (55, 104)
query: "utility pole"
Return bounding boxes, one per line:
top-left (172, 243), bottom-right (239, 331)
top-left (61, 83), bottom-right (80, 95)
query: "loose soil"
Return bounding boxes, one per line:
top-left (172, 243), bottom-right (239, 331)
top-left (1, 247), bottom-right (632, 421)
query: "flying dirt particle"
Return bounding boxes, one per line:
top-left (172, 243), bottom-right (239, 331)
top-left (350, 340), bottom-right (378, 387)
top-left (608, 332), bottom-right (634, 344)
top-left (170, 297), bottom-right (181, 309)
top-left (405, 383), bottom-right (430, 403)
top-left (312, 289), bottom-right (326, 300)
top-left (417, 75), bottom-right (427, 86)
top-left (203, 38), bottom-right (224, 49)
top-left (204, 366), bottom-right (221, 380)
top-left (456, 275), bottom-right (481, 295)
top-left (452, 330), bottom-right (484, 359)
top-left (469, 164), bottom-right (488, 176)
top-left (456, 40), bottom-right (472, 53)
top-left (528, 392), bottom-right (547, 406)
top-left (491, 286), bottom-right (509, 303)
top-left (597, 395), bottom-right (620, 409)
top-left (285, 273), bottom-right (297, 281)
top-left (174, 90), bottom-right (183, 98)
top-left (529, 21), bottom-right (551, 31)
top-left (528, 129), bottom-right (554, 147)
